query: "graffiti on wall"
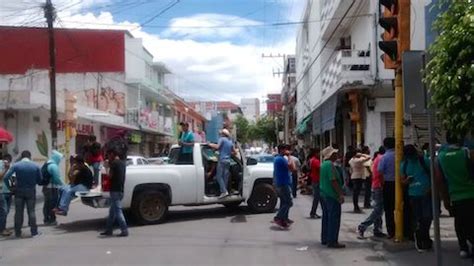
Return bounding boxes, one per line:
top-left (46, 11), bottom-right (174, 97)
top-left (83, 87), bottom-right (125, 116)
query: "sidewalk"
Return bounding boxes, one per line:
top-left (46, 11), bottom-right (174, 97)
top-left (298, 192), bottom-right (472, 266)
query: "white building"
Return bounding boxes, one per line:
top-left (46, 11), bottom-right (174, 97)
top-left (239, 98), bottom-right (260, 123)
top-left (295, 0), bottom-right (431, 153)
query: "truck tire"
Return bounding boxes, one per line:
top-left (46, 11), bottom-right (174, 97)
top-left (132, 190), bottom-right (168, 225)
top-left (247, 183), bottom-right (277, 213)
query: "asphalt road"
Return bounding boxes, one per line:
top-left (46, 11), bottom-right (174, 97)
top-left (0, 194), bottom-right (470, 266)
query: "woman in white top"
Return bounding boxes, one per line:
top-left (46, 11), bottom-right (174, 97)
top-left (349, 151), bottom-right (371, 213)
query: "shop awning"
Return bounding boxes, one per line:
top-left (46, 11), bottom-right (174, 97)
top-left (296, 115), bottom-right (312, 135)
top-left (312, 93), bottom-right (338, 135)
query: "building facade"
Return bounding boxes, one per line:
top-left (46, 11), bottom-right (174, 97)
top-left (294, 0), bottom-right (431, 153)
top-left (239, 98), bottom-right (260, 123)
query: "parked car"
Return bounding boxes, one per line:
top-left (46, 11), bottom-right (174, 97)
top-left (126, 156), bottom-right (150, 166)
top-left (251, 153), bottom-right (275, 164)
top-left (79, 143), bottom-right (277, 225)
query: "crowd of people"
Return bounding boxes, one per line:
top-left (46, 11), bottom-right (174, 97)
top-left (0, 134), bottom-right (129, 238)
top-left (273, 133), bottom-right (474, 260)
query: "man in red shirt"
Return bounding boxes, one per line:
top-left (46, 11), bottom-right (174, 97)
top-left (309, 148), bottom-right (321, 219)
top-left (357, 146), bottom-right (387, 238)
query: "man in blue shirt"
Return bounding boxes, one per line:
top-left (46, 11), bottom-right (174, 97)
top-left (3, 150), bottom-right (42, 238)
top-left (179, 122), bottom-right (195, 164)
top-left (378, 137), bottom-right (396, 239)
top-left (209, 129), bottom-right (234, 198)
top-left (273, 144), bottom-right (296, 228)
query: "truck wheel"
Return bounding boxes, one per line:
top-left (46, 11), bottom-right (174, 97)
top-left (247, 183), bottom-right (277, 213)
top-left (132, 191), bottom-right (168, 225)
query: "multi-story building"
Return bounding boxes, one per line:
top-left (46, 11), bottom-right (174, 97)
top-left (0, 26), bottom-right (175, 168)
top-left (266, 94), bottom-right (283, 118)
top-left (294, 0), bottom-right (430, 153)
top-left (280, 56), bottom-right (297, 144)
top-left (239, 98), bottom-right (260, 123)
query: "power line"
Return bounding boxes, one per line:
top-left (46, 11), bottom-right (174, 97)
top-left (59, 13), bottom-right (373, 29)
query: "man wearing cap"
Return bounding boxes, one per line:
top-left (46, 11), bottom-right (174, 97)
top-left (179, 122), bottom-right (195, 164)
top-left (320, 146), bottom-right (345, 248)
top-left (209, 129), bottom-right (234, 198)
top-left (273, 144), bottom-right (296, 228)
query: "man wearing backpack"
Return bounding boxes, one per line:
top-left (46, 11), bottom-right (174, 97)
top-left (400, 144), bottom-right (432, 252)
top-left (3, 150), bottom-right (42, 238)
top-left (436, 132), bottom-right (474, 260)
top-left (41, 150), bottom-right (64, 226)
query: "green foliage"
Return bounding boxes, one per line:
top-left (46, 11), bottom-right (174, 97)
top-left (234, 114), bottom-right (250, 143)
top-left (36, 131), bottom-right (49, 158)
top-left (425, 0), bottom-right (474, 137)
top-left (233, 115), bottom-right (277, 145)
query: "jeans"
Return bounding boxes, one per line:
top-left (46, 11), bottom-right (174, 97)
top-left (0, 193), bottom-right (7, 231)
top-left (383, 181), bottom-right (396, 237)
top-left (105, 192), bottom-right (128, 233)
top-left (59, 184), bottom-right (89, 212)
top-left (291, 171), bottom-right (298, 198)
top-left (364, 177), bottom-right (372, 207)
top-left (275, 185), bottom-right (293, 221)
top-left (42, 187), bottom-right (59, 223)
top-left (91, 162), bottom-right (101, 186)
top-left (14, 188), bottom-right (37, 236)
top-left (352, 179), bottom-right (363, 210)
top-left (410, 194), bottom-right (433, 247)
top-left (216, 159), bottom-right (230, 194)
top-left (321, 196), bottom-right (342, 245)
top-left (359, 188), bottom-right (384, 233)
top-left (452, 199), bottom-right (474, 253)
top-left (310, 182), bottom-right (320, 216)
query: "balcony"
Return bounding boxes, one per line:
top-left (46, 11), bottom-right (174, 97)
top-left (320, 0), bottom-right (355, 40)
top-left (321, 49), bottom-right (374, 99)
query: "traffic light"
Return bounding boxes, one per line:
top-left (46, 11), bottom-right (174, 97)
top-left (378, 0), bottom-right (410, 69)
top-left (65, 91), bottom-right (77, 123)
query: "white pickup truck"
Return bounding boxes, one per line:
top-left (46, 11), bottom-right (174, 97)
top-left (80, 143), bottom-right (277, 225)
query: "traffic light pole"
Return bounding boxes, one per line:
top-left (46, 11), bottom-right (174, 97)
top-left (394, 68), bottom-right (404, 242)
top-left (45, 0), bottom-right (58, 150)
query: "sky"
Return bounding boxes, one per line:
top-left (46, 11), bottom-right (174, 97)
top-left (0, 0), bottom-right (306, 104)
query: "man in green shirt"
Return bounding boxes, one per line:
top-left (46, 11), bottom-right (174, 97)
top-left (320, 146), bottom-right (345, 248)
top-left (436, 132), bottom-right (474, 260)
top-left (178, 122), bottom-right (195, 164)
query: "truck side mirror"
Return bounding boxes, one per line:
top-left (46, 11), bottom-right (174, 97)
top-left (246, 157), bottom-right (258, 166)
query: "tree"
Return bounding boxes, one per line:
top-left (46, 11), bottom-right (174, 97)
top-left (233, 114), bottom-right (250, 143)
top-left (253, 116), bottom-right (277, 145)
top-left (425, 0), bottom-right (474, 137)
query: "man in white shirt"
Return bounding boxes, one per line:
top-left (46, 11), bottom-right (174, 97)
top-left (349, 151), bottom-right (371, 213)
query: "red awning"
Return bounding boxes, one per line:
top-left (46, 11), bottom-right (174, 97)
top-left (0, 127), bottom-right (13, 143)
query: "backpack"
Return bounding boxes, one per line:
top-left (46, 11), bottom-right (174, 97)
top-left (39, 162), bottom-right (53, 186)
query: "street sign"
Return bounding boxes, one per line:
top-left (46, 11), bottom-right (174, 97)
top-left (402, 51), bottom-right (427, 114)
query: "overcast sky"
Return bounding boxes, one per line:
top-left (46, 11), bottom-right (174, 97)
top-left (0, 0), bottom-right (305, 104)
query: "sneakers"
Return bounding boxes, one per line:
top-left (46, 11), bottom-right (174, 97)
top-left (31, 231), bottom-right (42, 238)
top-left (309, 214), bottom-right (321, 219)
top-left (100, 231), bottom-right (113, 237)
top-left (117, 231), bottom-right (129, 237)
top-left (287, 219), bottom-right (294, 225)
top-left (374, 232), bottom-right (387, 238)
top-left (1, 230), bottom-right (12, 237)
top-left (354, 207), bottom-right (362, 213)
top-left (218, 192), bottom-right (229, 199)
top-left (461, 250), bottom-right (471, 259)
top-left (327, 243), bottom-right (346, 249)
top-left (414, 233), bottom-right (431, 253)
top-left (54, 208), bottom-right (67, 216)
top-left (357, 227), bottom-right (365, 239)
top-left (274, 218), bottom-right (289, 229)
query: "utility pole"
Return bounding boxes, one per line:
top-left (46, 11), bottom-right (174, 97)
top-left (44, 0), bottom-right (58, 150)
top-left (378, 0), bottom-right (410, 242)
